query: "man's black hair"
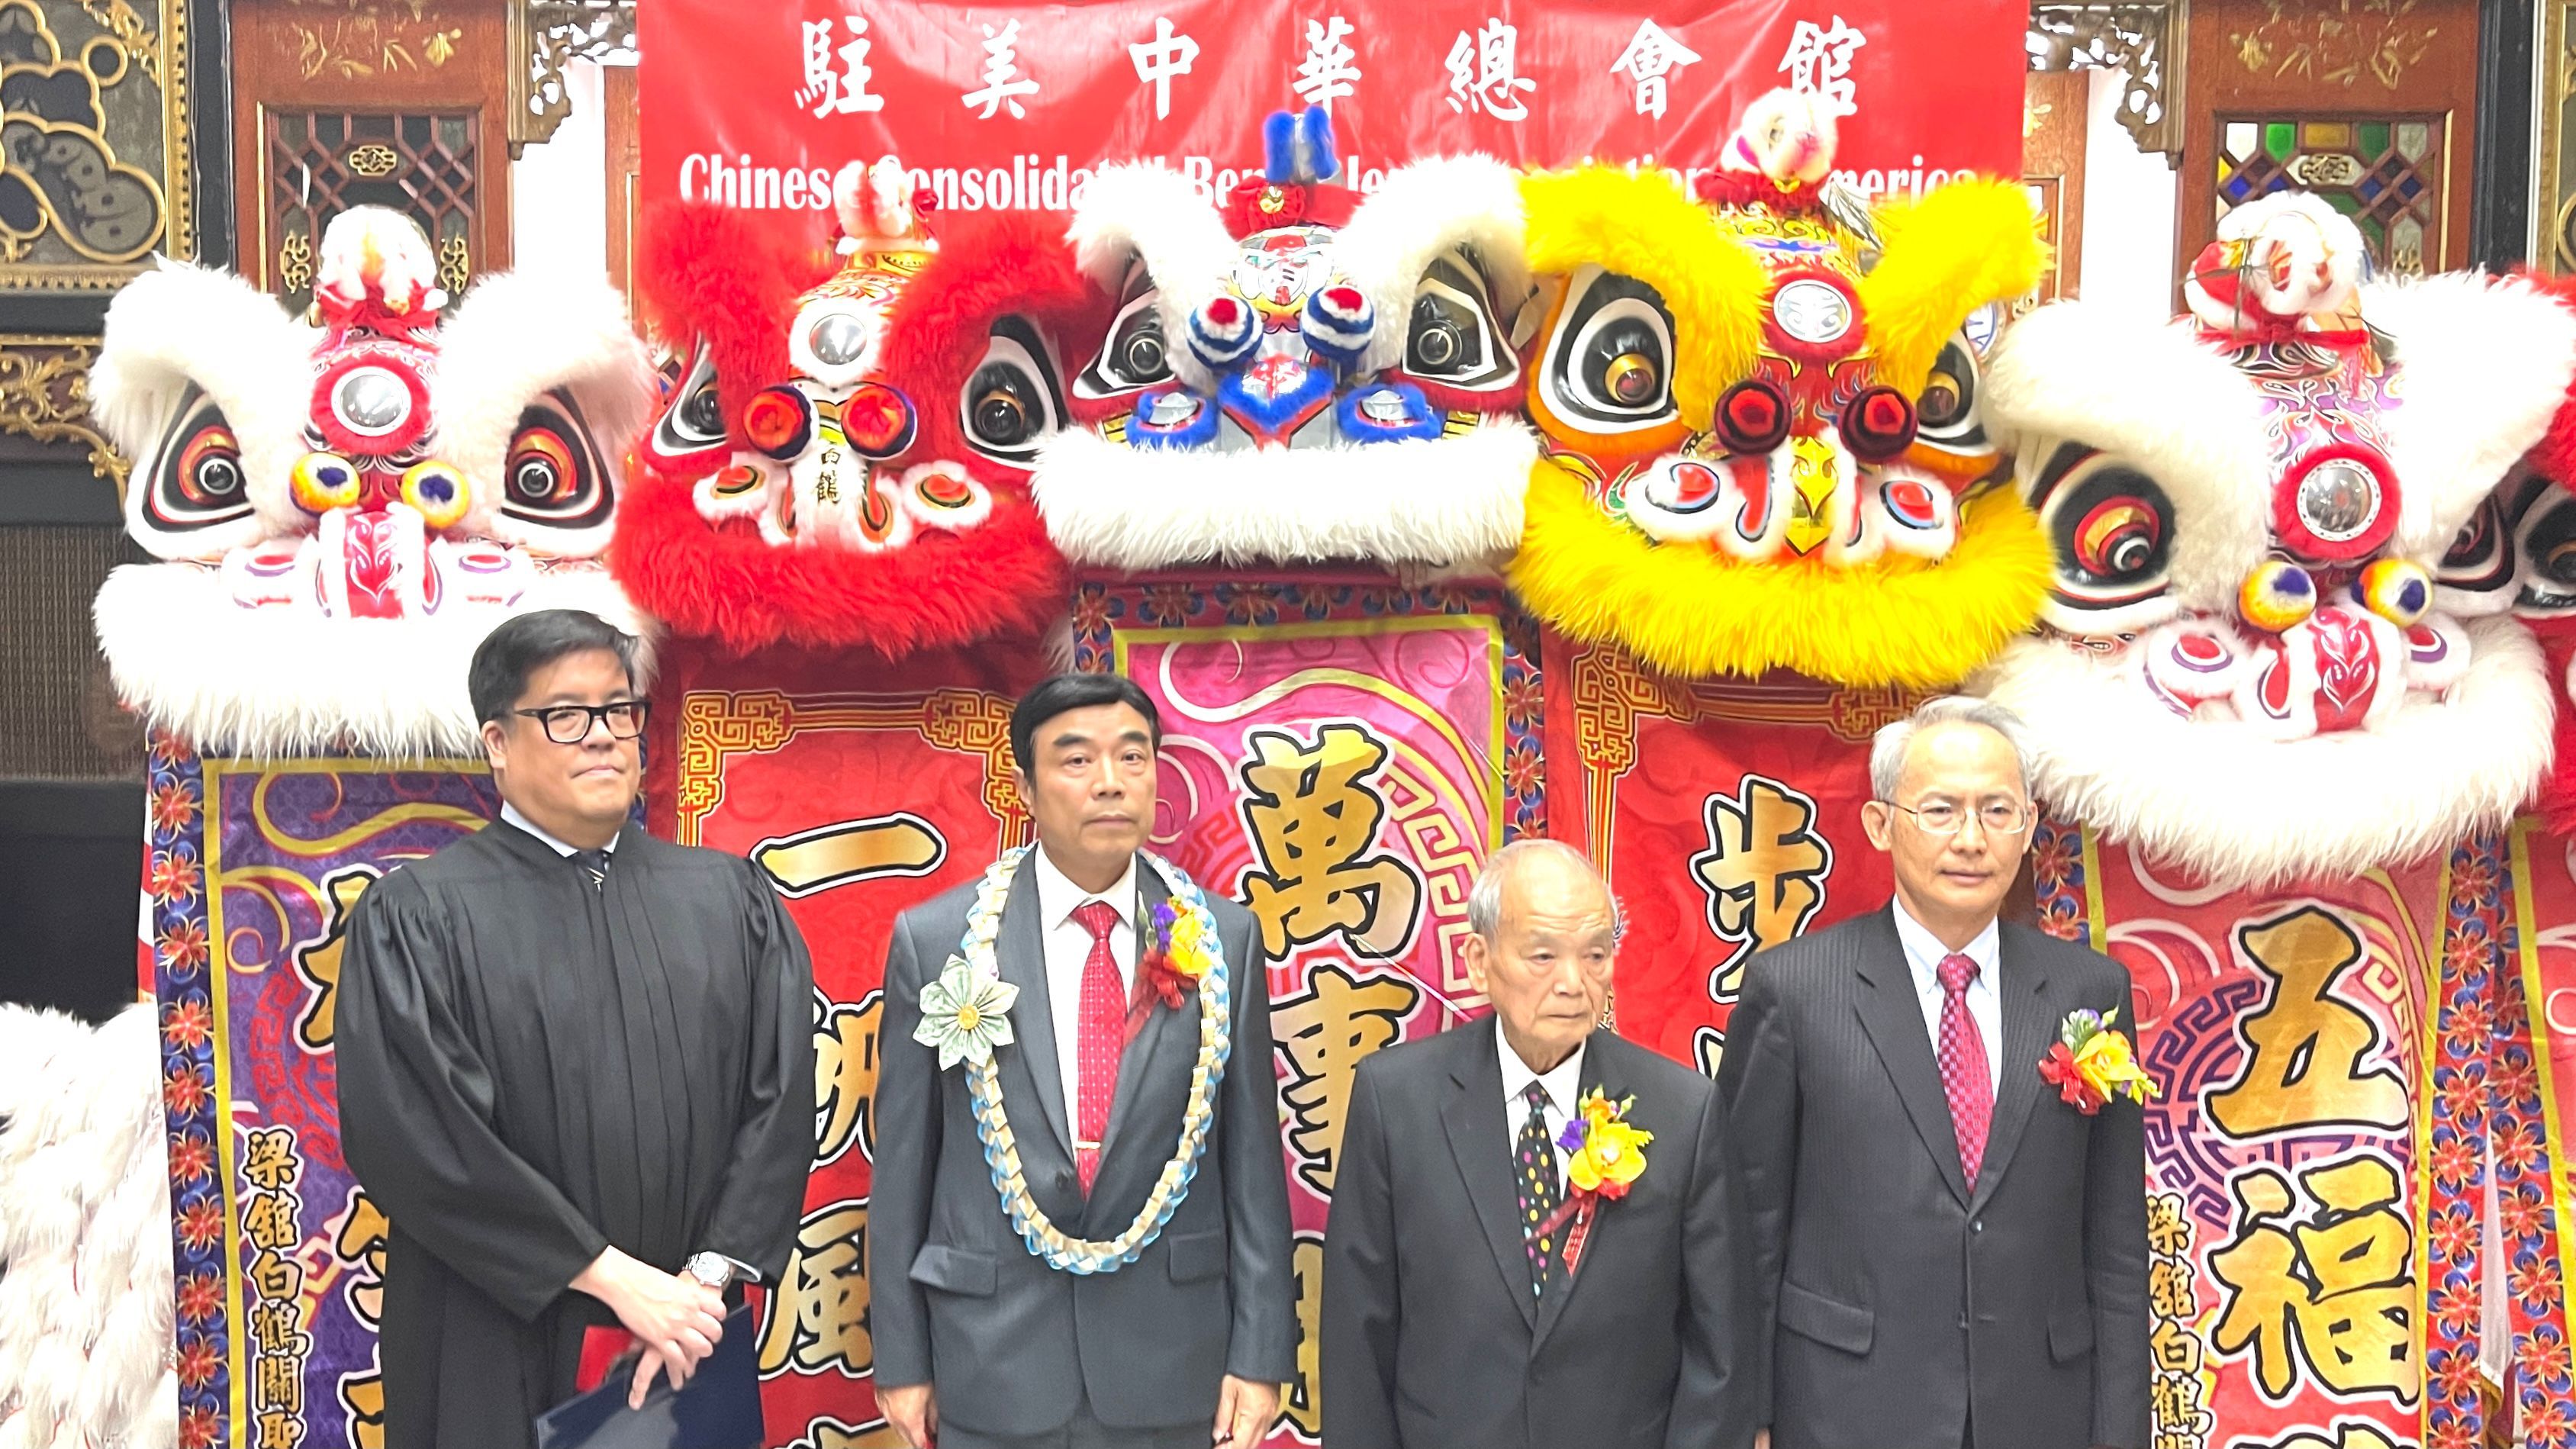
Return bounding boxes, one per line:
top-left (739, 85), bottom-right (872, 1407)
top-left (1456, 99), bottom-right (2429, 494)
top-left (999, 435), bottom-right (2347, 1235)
top-left (1009, 672), bottom-right (1161, 774)
top-left (468, 609), bottom-right (642, 724)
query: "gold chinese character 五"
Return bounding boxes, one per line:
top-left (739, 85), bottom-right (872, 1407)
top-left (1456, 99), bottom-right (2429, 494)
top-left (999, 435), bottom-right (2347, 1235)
top-left (758, 1201), bottom-right (871, 1377)
top-left (2209, 1154), bottom-right (2418, 1401)
top-left (1238, 723), bottom-right (1423, 960)
top-left (1272, 963), bottom-right (1418, 1194)
top-left (2205, 907), bottom-right (2408, 1137)
top-left (1691, 775), bottom-right (1831, 997)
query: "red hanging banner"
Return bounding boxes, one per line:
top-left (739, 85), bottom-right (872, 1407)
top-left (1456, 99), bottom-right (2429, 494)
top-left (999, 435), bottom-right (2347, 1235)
top-left (639, 0), bottom-right (2027, 220)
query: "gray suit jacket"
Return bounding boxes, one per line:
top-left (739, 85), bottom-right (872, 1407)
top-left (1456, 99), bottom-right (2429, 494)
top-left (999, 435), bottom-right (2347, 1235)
top-left (1321, 1019), bottom-right (1746, 1449)
top-left (868, 856), bottom-right (1297, 1437)
top-left (1717, 908), bottom-right (2150, 1449)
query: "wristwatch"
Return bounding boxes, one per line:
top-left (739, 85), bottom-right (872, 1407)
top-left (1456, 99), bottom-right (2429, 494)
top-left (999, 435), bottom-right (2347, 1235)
top-left (684, 1251), bottom-right (736, 1291)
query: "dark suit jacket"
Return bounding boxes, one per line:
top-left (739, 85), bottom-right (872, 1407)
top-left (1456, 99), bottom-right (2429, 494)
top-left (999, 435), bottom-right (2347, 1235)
top-left (868, 856), bottom-right (1297, 1437)
top-left (1322, 1018), bottom-right (1744, 1449)
top-left (1717, 908), bottom-right (2150, 1449)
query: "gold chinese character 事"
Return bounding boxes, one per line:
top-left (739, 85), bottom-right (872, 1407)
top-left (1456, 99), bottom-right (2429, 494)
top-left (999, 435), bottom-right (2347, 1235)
top-left (1238, 723), bottom-right (1424, 960)
top-left (1273, 964), bottom-right (1418, 1195)
top-left (1282, 1238), bottom-right (1325, 1438)
top-left (814, 992), bottom-right (883, 1167)
top-left (340, 1373), bottom-right (385, 1449)
top-left (334, 1189), bottom-right (389, 1326)
top-left (243, 1125), bottom-right (302, 1193)
top-left (294, 868), bottom-right (378, 1051)
top-left (2205, 907), bottom-right (2409, 1138)
top-left (2209, 1154), bottom-right (2420, 1402)
top-left (757, 1201), bottom-right (871, 1377)
top-left (1691, 776), bottom-right (1831, 998)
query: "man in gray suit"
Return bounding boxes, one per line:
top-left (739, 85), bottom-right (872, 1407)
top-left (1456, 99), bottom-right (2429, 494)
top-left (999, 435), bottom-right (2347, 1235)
top-left (871, 672), bottom-right (1296, 1449)
top-left (1719, 696), bottom-right (2149, 1449)
top-left (1322, 839), bottom-right (1743, 1449)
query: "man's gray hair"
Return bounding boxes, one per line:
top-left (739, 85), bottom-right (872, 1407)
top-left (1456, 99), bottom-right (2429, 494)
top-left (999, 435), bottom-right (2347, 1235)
top-left (1466, 839), bottom-right (1622, 942)
top-left (1869, 695), bottom-right (2037, 802)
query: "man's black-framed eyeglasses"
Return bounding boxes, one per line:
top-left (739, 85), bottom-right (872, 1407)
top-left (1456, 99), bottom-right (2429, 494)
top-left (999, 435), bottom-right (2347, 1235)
top-left (514, 700), bottom-right (650, 745)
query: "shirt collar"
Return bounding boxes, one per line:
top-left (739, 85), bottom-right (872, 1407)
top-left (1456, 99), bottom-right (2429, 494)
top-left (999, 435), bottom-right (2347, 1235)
top-left (1032, 845), bottom-right (1138, 931)
top-left (1892, 897), bottom-right (1999, 996)
top-left (1496, 1021), bottom-right (1586, 1114)
top-left (500, 801), bottom-right (620, 858)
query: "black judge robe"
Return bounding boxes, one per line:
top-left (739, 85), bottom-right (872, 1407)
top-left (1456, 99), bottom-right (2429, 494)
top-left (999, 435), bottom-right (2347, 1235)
top-left (335, 819), bottom-right (816, 1449)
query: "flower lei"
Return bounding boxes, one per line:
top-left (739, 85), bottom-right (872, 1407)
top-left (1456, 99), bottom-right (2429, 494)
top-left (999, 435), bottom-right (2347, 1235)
top-left (2038, 1007), bottom-right (2159, 1115)
top-left (913, 845), bottom-right (1232, 1274)
top-left (1528, 1087), bottom-right (1652, 1274)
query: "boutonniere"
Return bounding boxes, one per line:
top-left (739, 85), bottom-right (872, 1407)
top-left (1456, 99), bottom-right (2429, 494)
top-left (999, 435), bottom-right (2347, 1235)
top-left (1530, 1087), bottom-right (1653, 1274)
top-left (913, 958), bottom-right (1020, 1070)
top-left (1137, 897), bottom-right (1218, 1009)
top-left (2037, 1008), bottom-right (2159, 1115)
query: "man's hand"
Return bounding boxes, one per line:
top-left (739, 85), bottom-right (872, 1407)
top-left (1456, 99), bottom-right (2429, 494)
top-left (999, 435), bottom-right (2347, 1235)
top-left (1756, 1431), bottom-right (1769, 1449)
top-left (881, 1383), bottom-right (937, 1449)
top-left (1212, 1377), bottom-right (1280, 1449)
top-left (570, 1247), bottom-right (726, 1408)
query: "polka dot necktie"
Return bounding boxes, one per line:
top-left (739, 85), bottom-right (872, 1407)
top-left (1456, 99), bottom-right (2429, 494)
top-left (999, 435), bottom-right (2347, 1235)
top-left (1071, 900), bottom-right (1125, 1196)
top-left (1515, 1080), bottom-right (1563, 1300)
top-left (1937, 952), bottom-right (1992, 1190)
top-left (572, 848), bottom-right (610, 893)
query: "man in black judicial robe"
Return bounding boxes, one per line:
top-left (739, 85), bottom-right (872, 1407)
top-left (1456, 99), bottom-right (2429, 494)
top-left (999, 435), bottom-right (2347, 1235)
top-left (336, 609), bottom-right (816, 1449)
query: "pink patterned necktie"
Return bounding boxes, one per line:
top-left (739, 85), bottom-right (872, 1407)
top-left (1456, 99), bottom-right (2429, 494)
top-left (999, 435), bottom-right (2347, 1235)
top-left (1936, 952), bottom-right (1992, 1189)
top-left (1071, 900), bottom-right (1125, 1195)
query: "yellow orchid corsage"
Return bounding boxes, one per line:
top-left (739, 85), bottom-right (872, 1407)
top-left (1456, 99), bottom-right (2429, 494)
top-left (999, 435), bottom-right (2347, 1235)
top-left (1559, 1087), bottom-right (1652, 1199)
top-left (1139, 897), bottom-right (1217, 1008)
top-left (2038, 1007), bottom-right (2159, 1115)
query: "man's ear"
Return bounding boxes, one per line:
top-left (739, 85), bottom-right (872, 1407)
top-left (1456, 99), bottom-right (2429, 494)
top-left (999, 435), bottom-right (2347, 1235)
top-left (481, 719), bottom-right (509, 774)
top-left (1860, 800), bottom-right (1894, 851)
top-left (1009, 766), bottom-right (1032, 812)
top-left (1460, 932), bottom-right (1491, 995)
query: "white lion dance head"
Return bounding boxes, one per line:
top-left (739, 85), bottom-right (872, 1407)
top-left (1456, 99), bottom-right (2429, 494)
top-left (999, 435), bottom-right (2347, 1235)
top-left (90, 207), bottom-right (653, 755)
top-left (1973, 192), bottom-right (2576, 885)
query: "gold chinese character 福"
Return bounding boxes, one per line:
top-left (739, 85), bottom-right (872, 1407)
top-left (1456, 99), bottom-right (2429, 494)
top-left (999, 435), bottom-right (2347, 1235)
top-left (2209, 1154), bottom-right (2418, 1402)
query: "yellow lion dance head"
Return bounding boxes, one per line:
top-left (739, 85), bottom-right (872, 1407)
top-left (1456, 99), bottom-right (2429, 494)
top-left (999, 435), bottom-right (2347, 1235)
top-left (1509, 91), bottom-right (2053, 687)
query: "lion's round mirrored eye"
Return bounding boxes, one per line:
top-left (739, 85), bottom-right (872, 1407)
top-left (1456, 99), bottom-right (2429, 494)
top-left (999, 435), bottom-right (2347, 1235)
top-left (809, 311), bottom-right (868, 368)
top-left (334, 366), bottom-right (411, 434)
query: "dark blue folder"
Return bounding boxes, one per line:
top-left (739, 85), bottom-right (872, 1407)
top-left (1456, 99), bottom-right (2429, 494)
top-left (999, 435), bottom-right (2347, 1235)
top-left (534, 1304), bottom-right (764, 1449)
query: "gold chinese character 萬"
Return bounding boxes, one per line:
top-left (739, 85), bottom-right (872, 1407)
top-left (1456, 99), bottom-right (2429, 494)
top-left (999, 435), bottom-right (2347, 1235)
top-left (1272, 964), bottom-right (1418, 1195)
top-left (1238, 723), bottom-right (1424, 960)
top-left (2205, 907), bottom-right (2408, 1138)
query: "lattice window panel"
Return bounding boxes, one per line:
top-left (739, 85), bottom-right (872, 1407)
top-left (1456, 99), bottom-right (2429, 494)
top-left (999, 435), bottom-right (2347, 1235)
top-left (263, 111), bottom-right (479, 314)
top-left (2215, 116), bottom-right (2442, 276)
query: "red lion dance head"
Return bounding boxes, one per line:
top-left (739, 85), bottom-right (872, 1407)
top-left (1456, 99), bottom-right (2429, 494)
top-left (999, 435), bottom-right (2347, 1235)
top-left (613, 160), bottom-right (1101, 655)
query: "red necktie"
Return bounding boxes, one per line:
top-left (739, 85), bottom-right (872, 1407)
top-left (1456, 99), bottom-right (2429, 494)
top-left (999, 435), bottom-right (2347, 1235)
top-left (1936, 952), bottom-right (1992, 1189)
top-left (1071, 900), bottom-right (1125, 1195)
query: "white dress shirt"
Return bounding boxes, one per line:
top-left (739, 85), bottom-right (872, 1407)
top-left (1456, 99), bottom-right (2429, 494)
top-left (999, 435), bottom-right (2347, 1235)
top-left (500, 801), bottom-right (620, 857)
top-left (1031, 847), bottom-right (1138, 1135)
top-left (1892, 899), bottom-right (2001, 1100)
top-left (1496, 1026), bottom-right (1586, 1187)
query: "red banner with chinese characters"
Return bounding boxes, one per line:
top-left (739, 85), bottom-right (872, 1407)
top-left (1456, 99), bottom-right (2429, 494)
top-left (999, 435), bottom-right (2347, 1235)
top-left (1541, 635), bottom-right (1911, 1071)
top-left (2030, 833), bottom-right (2446, 1449)
top-left (639, 0), bottom-right (2025, 219)
top-left (642, 639), bottom-right (1056, 1449)
top-left (1068, 572), bottom-right (1544, 1444)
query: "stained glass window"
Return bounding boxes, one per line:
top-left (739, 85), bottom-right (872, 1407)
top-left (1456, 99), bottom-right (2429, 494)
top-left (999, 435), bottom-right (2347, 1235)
top-left (2215, 114), bottom-right (2441, 275)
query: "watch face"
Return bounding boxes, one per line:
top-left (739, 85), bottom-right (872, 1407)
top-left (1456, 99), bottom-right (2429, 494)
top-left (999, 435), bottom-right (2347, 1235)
top-left (687, 1253), bottom-right (729, 1286)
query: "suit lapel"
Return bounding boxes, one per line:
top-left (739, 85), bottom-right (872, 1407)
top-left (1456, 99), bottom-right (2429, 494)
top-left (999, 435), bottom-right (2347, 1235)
top-left (1440, 1018), bottom-right (1538, 1332)
top-left (1969, 929), bottom-right (2051, 1216)
top-left (1531, 1033), bottom-right (1612, 1351)
top-left (1090, 864), bottom-right (1184, 1215)
top-left (1853, 908), bottom-right (1972, 1208)
top-left (996, 861), bottom-right (1074, 1158)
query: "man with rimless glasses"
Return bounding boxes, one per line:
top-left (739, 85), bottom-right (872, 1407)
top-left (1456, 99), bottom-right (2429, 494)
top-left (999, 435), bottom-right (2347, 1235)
top-left (335, 609), bottom-right (816, 1449)
top-left (1717, 697), bottom-right (2148, 1449)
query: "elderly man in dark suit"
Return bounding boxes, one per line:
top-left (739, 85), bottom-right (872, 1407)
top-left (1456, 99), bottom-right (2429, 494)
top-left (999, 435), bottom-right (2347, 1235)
top-left (870, 672), bottom-right (1296, 1449)
top-left (1322, 839), bottom-right (1743, 1449)
top-left (1719, 695), bottom-right (2149, 1449)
